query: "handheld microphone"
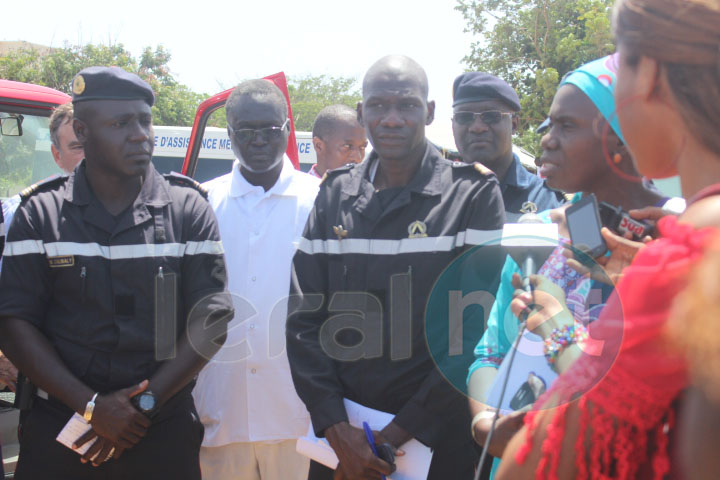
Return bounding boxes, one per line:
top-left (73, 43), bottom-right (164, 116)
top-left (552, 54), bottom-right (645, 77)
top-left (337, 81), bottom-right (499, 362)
top-left (501, 213), bottom-right (559, 292)
top-left (597, 201), bottom-right (653, 241)
top-left (474, 215), bottom-right (558, 480)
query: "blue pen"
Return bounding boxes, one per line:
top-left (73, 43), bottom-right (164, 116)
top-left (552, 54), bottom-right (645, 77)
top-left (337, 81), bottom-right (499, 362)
top-left (362, 421), bottom-right (386, 480)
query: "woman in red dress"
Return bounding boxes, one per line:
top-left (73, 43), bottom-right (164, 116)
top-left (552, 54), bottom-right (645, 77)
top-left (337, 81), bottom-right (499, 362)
top-left (669, 233), bottom-right (720, 479)
top-left (495, 0), bottom-right (720, 478)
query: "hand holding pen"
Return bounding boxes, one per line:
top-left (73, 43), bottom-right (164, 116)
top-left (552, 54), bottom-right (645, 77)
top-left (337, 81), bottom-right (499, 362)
top-left (324, 421), bottom-right (402, 480)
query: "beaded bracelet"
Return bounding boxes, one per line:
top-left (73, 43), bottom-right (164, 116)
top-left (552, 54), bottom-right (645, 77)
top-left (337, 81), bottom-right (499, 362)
top-left (543, 324), bottom-right (589, 366)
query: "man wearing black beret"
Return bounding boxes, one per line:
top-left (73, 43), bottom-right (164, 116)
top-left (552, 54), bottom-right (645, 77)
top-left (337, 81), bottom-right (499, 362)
top-left (452, 72), bottom-right (563, 221)
top-left (0, 66), bottom-right (233, 479)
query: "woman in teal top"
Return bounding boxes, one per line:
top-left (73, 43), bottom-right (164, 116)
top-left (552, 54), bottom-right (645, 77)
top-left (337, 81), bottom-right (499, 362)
top-left (470, 200), bottom-right (596, 373)
top-left (467, 54), bottom-right (670, 478)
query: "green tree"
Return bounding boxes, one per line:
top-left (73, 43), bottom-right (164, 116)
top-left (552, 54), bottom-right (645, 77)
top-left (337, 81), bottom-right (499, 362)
top-left (287, 75), bottom-right (362, 131)
top-left (0, 42), bottom-right (205, 126)
top-left (206, 108), bottom-right (228, 129)
top-left (456, 0), bottom-right (615, 155)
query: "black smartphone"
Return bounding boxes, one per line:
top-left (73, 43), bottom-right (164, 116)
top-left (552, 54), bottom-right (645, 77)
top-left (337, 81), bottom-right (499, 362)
top-left (565, 194), bottom-right (607, 260)
top-left (509, 372), bottom-right (547, 411)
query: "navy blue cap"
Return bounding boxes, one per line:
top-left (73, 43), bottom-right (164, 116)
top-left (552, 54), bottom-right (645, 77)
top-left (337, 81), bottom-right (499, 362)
top-left (452, 72), bottom-right (521, 111)
top-left (71, 66), bottom-right (154, 106)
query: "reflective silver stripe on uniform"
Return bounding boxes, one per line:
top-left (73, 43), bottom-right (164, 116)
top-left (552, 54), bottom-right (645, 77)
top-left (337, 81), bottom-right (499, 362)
top-left (3, 240), bottom-right (224, 258)
top-left (458, 228), bottom-right (504, 246)
top-left (4, 239), bottom-right (46, 255)
top-left (297, 228), bottom-right (503, 255)
top-left (185, 240), bottom-right (225, 255)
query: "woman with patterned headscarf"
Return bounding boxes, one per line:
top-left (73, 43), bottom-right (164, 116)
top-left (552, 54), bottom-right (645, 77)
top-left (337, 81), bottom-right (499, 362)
top-left (467, 52), bottom-right (669, 479)
top-left (497, 0), bottom-right (720, 478)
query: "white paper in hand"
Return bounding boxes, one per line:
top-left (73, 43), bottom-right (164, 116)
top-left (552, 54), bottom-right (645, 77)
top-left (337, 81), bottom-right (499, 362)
top-left (56, 412), bottom-right (97, 455)
top-left (296, 399), bottom-right (432, 480)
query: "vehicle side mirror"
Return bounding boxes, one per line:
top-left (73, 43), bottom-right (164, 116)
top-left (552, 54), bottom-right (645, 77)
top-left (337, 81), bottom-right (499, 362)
top-left (1, 116), bottom-right (23, 136)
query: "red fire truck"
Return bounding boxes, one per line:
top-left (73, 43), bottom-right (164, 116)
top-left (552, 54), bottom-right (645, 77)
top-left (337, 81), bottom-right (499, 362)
top-left (1, 79), bottom-right (72, 475)
top-left (0, 80), bottom-right (72, 200)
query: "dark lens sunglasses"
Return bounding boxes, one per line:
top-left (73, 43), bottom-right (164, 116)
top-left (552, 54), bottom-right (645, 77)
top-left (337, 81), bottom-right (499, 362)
top-left (452, 111), bottom-right (512, 126)
top-left (230, 118), bottom-right (290, 143)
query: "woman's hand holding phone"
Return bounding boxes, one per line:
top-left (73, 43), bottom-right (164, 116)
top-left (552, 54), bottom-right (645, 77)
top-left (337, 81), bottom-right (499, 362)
top-left (563, 228), bottom-right (648, 285)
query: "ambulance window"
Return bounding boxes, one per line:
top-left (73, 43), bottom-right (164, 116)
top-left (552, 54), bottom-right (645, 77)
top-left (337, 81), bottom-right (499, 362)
top-left (194, 106), bottom-right (235, 184)
top-left (0, 112), bottom-right (62, 199)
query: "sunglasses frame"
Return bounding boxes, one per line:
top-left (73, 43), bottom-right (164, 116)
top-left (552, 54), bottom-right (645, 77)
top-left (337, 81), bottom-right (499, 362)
top-left (452, 110), bottom-right (513, 126)
top-left (229, 118), bottom-right (290, 143)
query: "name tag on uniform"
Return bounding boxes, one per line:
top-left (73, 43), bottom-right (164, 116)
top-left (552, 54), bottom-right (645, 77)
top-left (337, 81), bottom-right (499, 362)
top-left (48, 255), bottom-right (75, 268)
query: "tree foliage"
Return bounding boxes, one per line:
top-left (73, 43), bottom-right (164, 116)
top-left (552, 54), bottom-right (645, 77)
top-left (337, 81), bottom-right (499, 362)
top-left (287, 75), bottom-right (362, 131)
top-left (1, 44), bottom-right (364, 132)
top-left (456, 0), bottom-right (615, 155)
top-left (0, 43), bottom-right (205, 126)
top-left (201, 75), bottom-right (363, 132)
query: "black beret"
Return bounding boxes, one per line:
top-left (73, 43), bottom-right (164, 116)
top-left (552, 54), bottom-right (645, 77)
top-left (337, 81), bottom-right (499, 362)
top-left (452, 72), bottom-right (520, 111)
top-left (71, 66), bottom-right (154, 106)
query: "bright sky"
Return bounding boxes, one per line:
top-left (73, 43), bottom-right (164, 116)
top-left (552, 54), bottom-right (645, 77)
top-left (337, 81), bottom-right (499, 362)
top-left (3, 0), bottom-right (475, 148)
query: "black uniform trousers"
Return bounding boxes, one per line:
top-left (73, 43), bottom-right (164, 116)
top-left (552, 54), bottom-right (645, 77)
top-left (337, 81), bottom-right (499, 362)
top-left (15, 391), bottom-right (204, 480)
top-left (308, 440), bottom-right (480, 480)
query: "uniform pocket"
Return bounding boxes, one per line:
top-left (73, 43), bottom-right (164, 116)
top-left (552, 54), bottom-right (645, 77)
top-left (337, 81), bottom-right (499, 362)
top-left (154, 262), bottom-right (179, 361)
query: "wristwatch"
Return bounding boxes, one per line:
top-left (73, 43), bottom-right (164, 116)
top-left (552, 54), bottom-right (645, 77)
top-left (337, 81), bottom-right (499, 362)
top-left (132, 390), bottom-right (157, 417)
top-left (83, 392), bottom-right (99, 422)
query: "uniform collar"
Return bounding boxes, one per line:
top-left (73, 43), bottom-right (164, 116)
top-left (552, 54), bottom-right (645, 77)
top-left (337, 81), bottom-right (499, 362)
top-left (230, 155), bottom-right (304, 198)
top-left (65, 161), bottom-right (171, 235)
top-left (501, 153), bottom-right (535, 191)
top-left (65, 161), bottom-right (171, 207)
top-left (137, 163), bottom-right (172, 207)
top-left (342, 141), bottom-right (443, 198)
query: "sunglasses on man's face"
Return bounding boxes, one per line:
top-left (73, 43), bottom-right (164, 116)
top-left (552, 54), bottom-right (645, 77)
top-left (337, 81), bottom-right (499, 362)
top-left (229, 118), bottom-right (290, 143)
top-left (452, 111), bottom-right (512, 126)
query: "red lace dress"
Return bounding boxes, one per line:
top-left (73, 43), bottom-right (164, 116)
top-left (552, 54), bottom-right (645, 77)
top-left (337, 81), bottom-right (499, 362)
top-left (514, 216), bottom-right (716, 480)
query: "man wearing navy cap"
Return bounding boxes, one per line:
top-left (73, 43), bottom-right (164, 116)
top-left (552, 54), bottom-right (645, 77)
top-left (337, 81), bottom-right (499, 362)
top-left (452, 72), bottom-right (563, 221)
top-left (0, 66), bottom-right (233, 479)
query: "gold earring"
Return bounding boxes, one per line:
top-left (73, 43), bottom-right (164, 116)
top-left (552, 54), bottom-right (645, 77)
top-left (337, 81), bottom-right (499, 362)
top-left (613, 153), bottom-right (623, 164)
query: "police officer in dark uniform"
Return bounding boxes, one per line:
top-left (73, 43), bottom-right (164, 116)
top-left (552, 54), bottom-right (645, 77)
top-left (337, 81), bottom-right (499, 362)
top-left (0, 67), bottom-right (233, 480)
top-left (287, 55), bottom-right (506, 480)
top-left (451, 72), bottom-right (564, 221)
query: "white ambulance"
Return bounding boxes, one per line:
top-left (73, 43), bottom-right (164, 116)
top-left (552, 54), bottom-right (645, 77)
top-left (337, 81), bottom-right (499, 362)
top-left (152, 125), bottom-right (317, 184)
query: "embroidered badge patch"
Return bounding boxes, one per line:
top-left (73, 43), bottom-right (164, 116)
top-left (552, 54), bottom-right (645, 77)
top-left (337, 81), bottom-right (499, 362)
top-left (333, 225), bottom-right (348, 240)
top-left (520, 201), bottom-right (538, 214)
top-left (72, 75), bottom-right (86, 95)
top-left (48, 255), bottom-right (75, 268)
top-left (408, 220), bottom-right (428, 239)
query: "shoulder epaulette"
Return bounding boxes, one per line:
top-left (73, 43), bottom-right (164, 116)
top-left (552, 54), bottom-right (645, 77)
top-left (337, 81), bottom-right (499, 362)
top-left (438, 146), bottom-right (463, 162)
top-left (320, 163), bottom-right (356, 185)
top-left (448, 160), bottom-right (497, 179)
top-left (164, 172), bottom-right (208, 199)
top-left (19, 174), bottom-right (68, 201)
top-left (472, 162), bottom-right (495, 176)
top-left (520, 162), bottom-right (538, 175)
